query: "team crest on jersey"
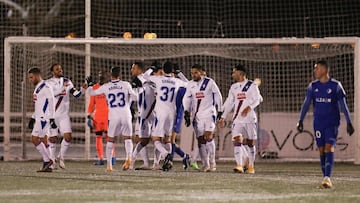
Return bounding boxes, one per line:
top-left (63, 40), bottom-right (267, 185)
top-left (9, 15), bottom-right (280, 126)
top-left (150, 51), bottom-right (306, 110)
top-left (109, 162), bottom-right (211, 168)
top-left (314, 88), bottom-right (319, 92)
top-left (327, 88), bottom-right (332, 94)
top-left (196, 92), bottom-right (205, 99)
top-left (237, 93), bottom-right (246, 100)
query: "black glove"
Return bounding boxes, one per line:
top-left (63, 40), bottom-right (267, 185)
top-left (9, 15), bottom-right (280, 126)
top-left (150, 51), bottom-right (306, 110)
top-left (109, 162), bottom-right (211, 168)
top-left (297, 120), bottom-right (303, 132)
top-left (131, 77), bottom-right (143, 88)
top-left (28, 118), bottom-right (35, 129)
top-left (347, 123), bottom-right (355, 136)
top-left (216, 112), bottom-right (223, 121)
top-left (184, 111), bottom-right (191, 127)
top-left (85, 76), bottom-right (94, 87)
top-left (49, 119), bottom-right (57, 129)
top-left (87, 115), bottom-right (93, 129)
top-left (173, 63), bottom-right (181, 75)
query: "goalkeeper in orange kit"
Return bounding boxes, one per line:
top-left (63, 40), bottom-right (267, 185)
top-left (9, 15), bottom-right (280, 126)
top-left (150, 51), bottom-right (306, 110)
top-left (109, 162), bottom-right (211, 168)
top-left (87, 71), bottom-right (115, 165)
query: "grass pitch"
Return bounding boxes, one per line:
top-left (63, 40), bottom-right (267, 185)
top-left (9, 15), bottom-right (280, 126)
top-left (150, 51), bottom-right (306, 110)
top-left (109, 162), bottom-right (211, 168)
top-left (0, 161), bottom-right (359, 203)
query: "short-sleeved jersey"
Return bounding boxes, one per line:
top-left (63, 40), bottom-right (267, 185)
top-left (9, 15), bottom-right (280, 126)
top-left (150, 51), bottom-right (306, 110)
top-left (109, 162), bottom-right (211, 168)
top-left (222, 80), bottom-right (262, 123)
top-left (32, 80), bottom-right (55, 120)
top-left (148, 75), bottom-right (185, 112)
top-left (306, 78), bottom-right (346, 128)
top-left (46, 77), bottom-right (83, 116)
top-left (134, 74), bottom-right (156, 119)
top-left (87, 83), bottom-right (108, 120)
top-left (183, 77), bottom-right (223, 119)
top-left (88, 79), bottom-right (137, 120)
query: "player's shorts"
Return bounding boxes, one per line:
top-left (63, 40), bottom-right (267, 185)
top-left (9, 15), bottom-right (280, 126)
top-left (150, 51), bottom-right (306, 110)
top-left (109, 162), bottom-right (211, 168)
top-left (152, 111), bottom-right (175, 137)
top-left (93, 117), bottom-right (108, 133)
top-left (52, 115), bottom-right (72, 136)
top-left (231, 122), bottom-right (258, 140)
top-left (139, 113), bottom-right (155, 138)
top-left (108, 117), bottom-right (132, 138)
top-left (193, 116), bottom-right (216, 138)
top-left (32, 118), bottom-right (51, 138)
top-left (314, 125), bottom-right (339, 147)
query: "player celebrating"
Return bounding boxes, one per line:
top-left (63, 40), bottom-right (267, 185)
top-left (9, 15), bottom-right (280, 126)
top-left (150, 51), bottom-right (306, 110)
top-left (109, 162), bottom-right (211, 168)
top-left (144, 61), bottom-right (185, 171)
top-left (46, 64), bottom-right (85, 169)
top-left (183, 64), bottom-right (223, 172)
top-left (130, 62), bottom-right (153, 170)
top-left (87, 71), bottom-right (117, 165)
top-left (218, 64), bottom-right (262, 174)
top-left (87, 66), bottom-right (137, 172)
top-left (27, 67), bottom-right (57, 172)
top-left (297, 61), bottom-right (354, 189)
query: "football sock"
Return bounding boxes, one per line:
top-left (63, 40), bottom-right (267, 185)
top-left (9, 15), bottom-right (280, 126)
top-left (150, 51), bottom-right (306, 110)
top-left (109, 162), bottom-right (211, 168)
top-left (139, 147), bottom-right (150, 167)
top-left (320, 154), bottom-right (326, 176)
top-left (206, 139), bottom-right (216, 166)
top-left (174, 144), bottom-right (186, 158)
top-left (59, 139), bottom-right (70, 160)
top-left (191, 145), bottom-right (200, 163)
top-left (324, 152), bottom-right (334, 177)
top-left (48, 141), bottom-right (57, 161)
top-left (36, 142), bottom-right (50, 162)
top-left (234, 143), bottom-right (243, 166)
top-left (106, 141), bottom-right (114, 167)
top-left (247, 145), bottom-right (256, 166)
top-left (171, 143), bottom-right (176, 161)
top-left (241, 145), bottom-right (249, 165)
top-left (95, 136), bottom-right (104, 160)
top-left (133, 142), bottom-right (145, 158)
top-left (154, 140), bottom-right (169, 158)
top-left (154, 148), bottom-right (161, 165)
top-left (200, 144), bottom-right (209, 166)
top-left (124, 139), bottom-right (133, 159)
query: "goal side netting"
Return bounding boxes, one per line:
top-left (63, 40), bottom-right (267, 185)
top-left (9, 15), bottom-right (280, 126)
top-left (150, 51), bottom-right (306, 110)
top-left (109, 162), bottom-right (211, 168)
top-left (3, 37), bottom-right (360, 164)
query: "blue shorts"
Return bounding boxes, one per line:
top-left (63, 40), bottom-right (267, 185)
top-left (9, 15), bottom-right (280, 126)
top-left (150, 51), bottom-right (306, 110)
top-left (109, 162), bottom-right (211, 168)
top-left (314, 125), bottom-right (338, 147)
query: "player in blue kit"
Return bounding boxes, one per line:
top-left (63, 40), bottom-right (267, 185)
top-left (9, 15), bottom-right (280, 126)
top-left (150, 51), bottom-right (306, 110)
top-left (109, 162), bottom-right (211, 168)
top-left (297, 60), bottom-right (354, 189)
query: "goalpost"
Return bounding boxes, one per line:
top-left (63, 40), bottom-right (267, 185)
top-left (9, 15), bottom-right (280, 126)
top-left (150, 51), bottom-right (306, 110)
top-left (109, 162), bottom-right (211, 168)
top-left (3, 37), bottom-right (360, 164)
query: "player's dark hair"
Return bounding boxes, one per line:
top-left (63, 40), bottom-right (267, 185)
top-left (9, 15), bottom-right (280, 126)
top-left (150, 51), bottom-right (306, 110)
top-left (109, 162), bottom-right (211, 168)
top-left (163, 61), bottom-right (173, 74)
top-left (191, 64), bottom-right (203, 71)
top-left (28, 67), bottom-right (41, 75)
top-left (133, 62), bottom-right (144, 71)
top-left (50, 63), bottom-right (61, 72)
top-left (111, 66), bottom-right (121, 77)
top-left (150, 61), bottom-right (163, 73)
top-left (235, 64), bottom-right (247, 74)
top-left (316, 60), bottom-right (329, 69)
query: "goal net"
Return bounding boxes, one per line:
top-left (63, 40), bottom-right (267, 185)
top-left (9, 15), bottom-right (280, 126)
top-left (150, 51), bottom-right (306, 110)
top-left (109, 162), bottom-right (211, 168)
top-left (3, 37), bottom-right (360, 164)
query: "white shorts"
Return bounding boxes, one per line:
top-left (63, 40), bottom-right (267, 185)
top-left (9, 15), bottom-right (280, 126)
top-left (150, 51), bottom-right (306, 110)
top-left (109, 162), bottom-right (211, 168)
top-left (231, 122), bottom-right (257, 140)
top-left (152, 111), bottom-right (175, 137)
top-left (139, 113), bottom-right (155, 138)
top-left (108, 117), bottom-right (132, 138)
top-left (53, 115), bottom-right (72, 136)
top-left (193, 116), bottom-right (216, 138)
top-left (32, 118), bottom-right (50, 138)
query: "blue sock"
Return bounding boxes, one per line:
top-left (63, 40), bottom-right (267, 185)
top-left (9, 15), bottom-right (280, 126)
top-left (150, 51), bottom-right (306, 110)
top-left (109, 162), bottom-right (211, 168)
top-left (324, 152), bottom-right (334, 177)
top-left (175, 145), bottom-right (186, 158)
top-left (171, 144), bottom-right (176, 161)
top-left (320, 154), bottom-right (325, 176)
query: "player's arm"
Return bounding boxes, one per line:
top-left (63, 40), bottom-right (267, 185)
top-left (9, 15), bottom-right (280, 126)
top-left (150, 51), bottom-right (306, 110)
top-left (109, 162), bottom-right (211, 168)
top-left (87, 84), bottom-right (105, 96)
top-left (182, 84), bottom-right (193, 127)
top-left (211, 80), bottom-right (223, 118)
top-left (240, 84), bottom-right (262, 115)
top-left (297, 84), bottom-right (313, 132)
top-left (127, 82), bottom-right (138, 103)
top-left (219, 87), bottom-right (235, 127)
top-left (45, 84), bottom-right (57, 128)
top-left (67, 80), bottom-right (85, 98)
top-left (337, 83), bottom-right (354, 135)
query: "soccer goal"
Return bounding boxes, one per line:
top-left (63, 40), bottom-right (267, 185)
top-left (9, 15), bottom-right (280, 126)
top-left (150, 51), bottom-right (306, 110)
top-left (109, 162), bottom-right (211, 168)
top-left (3, 37), bottom-right (360, 164)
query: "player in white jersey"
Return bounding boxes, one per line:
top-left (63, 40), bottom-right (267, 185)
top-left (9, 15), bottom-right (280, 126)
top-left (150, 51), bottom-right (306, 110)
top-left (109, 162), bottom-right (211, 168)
top-left (27, 67), bottom-right (57, 172)
top-left (46, 64), bottom-right (85, 169)
top-left (219, 64), bottom-right (263, 174)
top-left (143, 61), bottom-right (185, 171)
top-left (129, 62), bottom-right (152, 170)
top-left (183, 64), bottom-right (223, 172)
top-left (87, 66), bottom-right (137, 172)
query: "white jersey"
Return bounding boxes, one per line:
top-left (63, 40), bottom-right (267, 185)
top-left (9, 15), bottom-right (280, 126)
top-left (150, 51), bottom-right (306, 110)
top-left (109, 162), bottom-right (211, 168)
top-left (46, 77), bottom-right (84, 116)
top-left (146, 74), bottom-right (185, 112)
top-left (88, 79), bottom-right (137, 120)
top-left (32, 80), bottom-right (55, 120)
top-left (134, 74), bottom-right (156, 119)
top-left (222, 80), bottom-right (262, 123)
top-left (183, 77), bottom-right (223, 119)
